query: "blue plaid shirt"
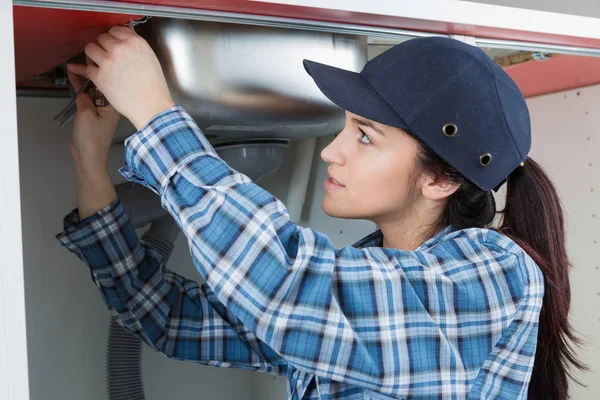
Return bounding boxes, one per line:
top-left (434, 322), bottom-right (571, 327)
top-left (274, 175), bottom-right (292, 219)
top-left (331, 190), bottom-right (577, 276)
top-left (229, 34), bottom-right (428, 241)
top-left (57, 106), bottom-right (544, 399)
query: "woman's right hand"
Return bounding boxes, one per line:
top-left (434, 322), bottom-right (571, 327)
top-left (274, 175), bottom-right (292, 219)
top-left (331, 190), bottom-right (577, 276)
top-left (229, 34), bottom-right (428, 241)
top-left (68, 26), bottom-right (175, 131)
top-left (68, 69), bottom-right (121, 172)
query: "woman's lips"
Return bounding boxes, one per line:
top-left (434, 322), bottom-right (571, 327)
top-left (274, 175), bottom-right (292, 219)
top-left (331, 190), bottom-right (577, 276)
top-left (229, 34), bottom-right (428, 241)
top-left (324, 177), bottom-right (345, 191)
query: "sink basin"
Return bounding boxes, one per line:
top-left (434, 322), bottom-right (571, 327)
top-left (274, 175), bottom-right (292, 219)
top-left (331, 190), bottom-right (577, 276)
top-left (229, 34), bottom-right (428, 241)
top-left (138, 18), bottom-right (367, 141)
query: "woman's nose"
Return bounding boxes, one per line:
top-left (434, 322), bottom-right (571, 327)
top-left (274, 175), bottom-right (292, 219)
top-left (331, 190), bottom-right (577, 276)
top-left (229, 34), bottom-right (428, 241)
top-left (321, 133), bottom-right (346, 165)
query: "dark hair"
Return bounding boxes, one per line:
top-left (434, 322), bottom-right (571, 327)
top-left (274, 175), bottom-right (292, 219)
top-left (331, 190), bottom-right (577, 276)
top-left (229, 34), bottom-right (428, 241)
top-left (415, 143), bottom-right (585, 400)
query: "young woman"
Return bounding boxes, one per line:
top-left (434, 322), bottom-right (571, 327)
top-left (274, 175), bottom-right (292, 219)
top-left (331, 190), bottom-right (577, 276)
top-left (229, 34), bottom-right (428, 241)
top-left (58, 26), bottom-right (583, 399)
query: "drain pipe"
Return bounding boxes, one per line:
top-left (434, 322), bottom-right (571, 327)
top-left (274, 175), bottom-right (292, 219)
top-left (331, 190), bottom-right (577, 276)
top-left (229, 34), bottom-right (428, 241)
top-left (106, 183), bottom-right (180, 400)
top-left (286, 138), bottom-right (317, 223)
top-left (115, 182), bottom-right (169, 228)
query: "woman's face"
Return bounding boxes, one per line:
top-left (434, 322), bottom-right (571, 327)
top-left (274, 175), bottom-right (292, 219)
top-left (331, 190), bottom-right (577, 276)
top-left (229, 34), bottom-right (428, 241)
top-left (321, 111), bottom-right (422, 221)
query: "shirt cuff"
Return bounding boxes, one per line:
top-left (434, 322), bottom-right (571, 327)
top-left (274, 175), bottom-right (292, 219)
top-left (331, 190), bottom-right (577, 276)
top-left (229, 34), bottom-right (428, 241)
top-left (55, 198), bottom-right (127, 261)
top-left (119, 105), bottom-right (219, 195)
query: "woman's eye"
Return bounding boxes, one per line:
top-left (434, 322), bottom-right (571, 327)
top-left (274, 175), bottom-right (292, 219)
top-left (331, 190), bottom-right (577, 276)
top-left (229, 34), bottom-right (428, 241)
top-left (359, 129), bottom-right (373, 145)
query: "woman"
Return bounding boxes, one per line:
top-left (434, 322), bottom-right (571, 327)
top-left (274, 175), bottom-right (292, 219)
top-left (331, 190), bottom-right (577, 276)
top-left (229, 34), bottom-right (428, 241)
top-left (58, 26), bottom-right (583, 399)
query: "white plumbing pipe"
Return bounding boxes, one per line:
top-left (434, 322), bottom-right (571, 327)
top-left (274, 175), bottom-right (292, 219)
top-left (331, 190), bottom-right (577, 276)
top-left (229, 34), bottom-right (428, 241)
top-left (286, 138), bottom-right (317, 223)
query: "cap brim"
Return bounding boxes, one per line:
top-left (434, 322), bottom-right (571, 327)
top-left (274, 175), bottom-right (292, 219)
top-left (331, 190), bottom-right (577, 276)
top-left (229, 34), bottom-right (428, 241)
top-left (303, 59), bottom-right (410, 131)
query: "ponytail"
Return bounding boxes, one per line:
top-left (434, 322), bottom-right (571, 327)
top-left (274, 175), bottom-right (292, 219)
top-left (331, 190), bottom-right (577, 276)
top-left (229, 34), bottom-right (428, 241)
top-left (498, 157), bottom-right (586, 399)
top-left (414, 139), bottom-right (585, 399)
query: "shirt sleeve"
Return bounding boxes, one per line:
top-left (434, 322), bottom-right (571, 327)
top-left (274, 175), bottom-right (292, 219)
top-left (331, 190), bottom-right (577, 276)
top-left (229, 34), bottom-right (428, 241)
top-left (56, 199), bottom-right (289, 375)
top-left (117, 106), bottom-right (541, 398)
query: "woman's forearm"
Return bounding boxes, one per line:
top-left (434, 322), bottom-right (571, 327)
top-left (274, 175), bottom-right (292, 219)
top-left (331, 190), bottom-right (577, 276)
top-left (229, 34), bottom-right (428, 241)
top-left (74, 161), bottom-right (117, 220)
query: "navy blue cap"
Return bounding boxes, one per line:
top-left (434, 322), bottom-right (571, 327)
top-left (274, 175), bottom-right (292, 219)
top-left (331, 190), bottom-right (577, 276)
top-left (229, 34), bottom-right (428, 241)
top-left (304, 36), bottom-right (531, 191)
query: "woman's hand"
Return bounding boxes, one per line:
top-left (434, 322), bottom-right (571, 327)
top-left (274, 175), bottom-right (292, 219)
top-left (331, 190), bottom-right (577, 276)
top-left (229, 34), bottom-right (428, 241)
top-left (68, 69), bottom-right (120, 172)
top-left (68, 69), bottom-right (120, 219)
top-left (67, 26), bottom-right (175, 131)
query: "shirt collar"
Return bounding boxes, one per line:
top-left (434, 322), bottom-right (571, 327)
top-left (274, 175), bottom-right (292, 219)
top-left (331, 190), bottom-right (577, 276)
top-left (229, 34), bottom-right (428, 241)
top-left (352, 226), bottom-right (454, 250)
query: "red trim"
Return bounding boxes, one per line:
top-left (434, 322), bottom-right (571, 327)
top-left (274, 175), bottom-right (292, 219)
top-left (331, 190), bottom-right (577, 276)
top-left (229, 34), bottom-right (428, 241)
top-left (13, 6), bottom-right (140, 84)
top-left (505, 55), bottom-right (600, 98)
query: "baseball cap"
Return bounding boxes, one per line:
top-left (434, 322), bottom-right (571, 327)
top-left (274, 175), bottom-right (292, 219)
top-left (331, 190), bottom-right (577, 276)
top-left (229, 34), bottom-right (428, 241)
top-left (303, 36), bottom-right (531, 192)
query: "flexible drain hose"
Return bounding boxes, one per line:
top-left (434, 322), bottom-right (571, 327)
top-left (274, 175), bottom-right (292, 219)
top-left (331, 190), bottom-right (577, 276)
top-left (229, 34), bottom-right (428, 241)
top-left (106, 187), bottom-right (180, 400)
top-left (106, 318), bottom-right (145, 400)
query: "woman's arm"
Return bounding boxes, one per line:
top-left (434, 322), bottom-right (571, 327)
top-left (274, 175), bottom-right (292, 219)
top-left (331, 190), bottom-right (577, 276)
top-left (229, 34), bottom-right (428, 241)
top-left (61, 68), bottom-right (287, 376)
top-left (57, 199), bottom-right (288, 374)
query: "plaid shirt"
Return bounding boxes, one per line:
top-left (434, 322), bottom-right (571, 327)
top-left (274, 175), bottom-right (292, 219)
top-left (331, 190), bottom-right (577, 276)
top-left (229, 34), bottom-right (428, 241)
top-left (57, 106), bottom-right (544, 399)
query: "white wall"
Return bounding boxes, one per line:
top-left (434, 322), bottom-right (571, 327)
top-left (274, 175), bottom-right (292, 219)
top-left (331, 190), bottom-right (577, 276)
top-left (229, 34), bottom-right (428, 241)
top-left (467, 0), bottom-right (600, 19)
top-left (18, 83), bottom-right (600, 400)
top-left (0, 2), bottom-right (28, 399)
top-left (17, 97), bottom-right (253, 400)
top-left (526, 84), bottom-right (600, 399)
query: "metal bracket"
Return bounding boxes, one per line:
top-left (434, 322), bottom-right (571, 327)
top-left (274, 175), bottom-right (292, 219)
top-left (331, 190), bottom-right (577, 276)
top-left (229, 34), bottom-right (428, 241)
top-left (532, 52), bottom-right (551, 61)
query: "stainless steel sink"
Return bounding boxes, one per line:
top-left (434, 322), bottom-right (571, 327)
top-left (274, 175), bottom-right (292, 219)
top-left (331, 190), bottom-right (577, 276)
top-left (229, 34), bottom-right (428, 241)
top-left (138, 18), bottom-right (367, 141)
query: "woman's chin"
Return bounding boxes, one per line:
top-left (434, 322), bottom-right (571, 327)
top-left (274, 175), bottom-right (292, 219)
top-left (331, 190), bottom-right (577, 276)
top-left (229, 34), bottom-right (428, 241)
top-left (322, 195), bottom-right (376, 220)
top-left (322, 197), bottom-right (350, 219)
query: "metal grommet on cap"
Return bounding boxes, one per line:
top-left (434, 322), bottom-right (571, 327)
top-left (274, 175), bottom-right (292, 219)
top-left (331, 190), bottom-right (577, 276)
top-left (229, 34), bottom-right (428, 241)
top-left (442, 123), bottom-right (457, 137)
top-left (479, 153), bottom-right (492, 166)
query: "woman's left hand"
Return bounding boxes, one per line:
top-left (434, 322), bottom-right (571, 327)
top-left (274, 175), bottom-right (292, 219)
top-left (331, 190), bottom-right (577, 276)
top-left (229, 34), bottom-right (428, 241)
top-left (67, 26), bottom-right (175, 131)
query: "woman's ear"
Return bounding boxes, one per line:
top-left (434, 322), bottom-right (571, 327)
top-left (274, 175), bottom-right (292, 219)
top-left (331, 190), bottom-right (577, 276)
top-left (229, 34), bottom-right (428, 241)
top-left (420, 174), bottom-right (461, 201)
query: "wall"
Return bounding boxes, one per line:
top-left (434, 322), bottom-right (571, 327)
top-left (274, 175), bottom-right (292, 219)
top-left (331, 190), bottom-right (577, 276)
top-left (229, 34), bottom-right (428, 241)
top-left (526, 84), bottom-right (600, 399)
top-left (18, 83), bottom-right (600, 400)
top-left (468, 0), bottom-right (600, 19)
top-left (17, 97), bottom-right (253, 400)
top-left (0, 3), bottom-right (28, 400)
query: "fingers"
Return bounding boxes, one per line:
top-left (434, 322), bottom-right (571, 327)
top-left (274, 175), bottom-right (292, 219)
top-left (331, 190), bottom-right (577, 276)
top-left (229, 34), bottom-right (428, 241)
top-left (97, 104), bottom-right (120, 122)
top-left (67, 70), bottom-right (85, 92)
top-left (108, 25), bottom-right (137, 40)
top-left (84, 42), bottom-right (107, 66)
top-left (90, 87), bottom-right (105, 102)
top-left (75, 92), bottom-right (96, 114)
top-left (97, 32), bottom-right (120, 51)
top-left (79, 24), bottom-right (138, 70)
top-left (85, 64), bottom-right (100, 83)
top-left (66, 63), bottom-right (88, 78)
top-left (67, 57), bottom-right (99, 88)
